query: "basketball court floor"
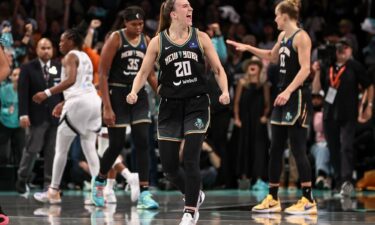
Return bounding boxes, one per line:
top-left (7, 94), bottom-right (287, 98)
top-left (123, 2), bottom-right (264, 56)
top-left (2, 189), bottom-right (375, 224)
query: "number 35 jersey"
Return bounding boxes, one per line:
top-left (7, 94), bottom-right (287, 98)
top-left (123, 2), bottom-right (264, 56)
top-left (157, 27), bottom-right (207, 98)
top-left (108, 29), bottom-right (147, 85)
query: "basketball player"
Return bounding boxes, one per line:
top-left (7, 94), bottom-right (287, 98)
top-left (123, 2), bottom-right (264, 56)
top-left (227, 0), bottom-right (317, 215)
top-left (91, 6), bottom-right (158, 208)
top-left (33, 29), bottom-right (101, 204)
top-left (125, 0), bottom-right (230, 224)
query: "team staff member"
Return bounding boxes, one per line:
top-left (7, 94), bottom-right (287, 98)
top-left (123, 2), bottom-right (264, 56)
top-left (227, 0), bottom-right (316, 215)
top-left (312, 38), bottom-right (373, 196)
top-left (92, 6), bottom-right (158, 209)
top-left (125, 0), bottom-right (230, 224)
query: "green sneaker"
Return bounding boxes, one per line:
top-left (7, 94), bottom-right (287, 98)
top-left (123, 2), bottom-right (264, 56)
top-left (137, 191), bottom-right (159, 209)
top-left (91, 177), bottom-right (106, 207)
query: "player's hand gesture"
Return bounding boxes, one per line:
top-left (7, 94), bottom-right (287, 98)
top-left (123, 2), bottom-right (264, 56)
top-left (126, 92), bottom-right (138, 105)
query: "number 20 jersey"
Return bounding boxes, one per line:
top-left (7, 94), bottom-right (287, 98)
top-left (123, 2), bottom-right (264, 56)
top-left (157, 27), bottom-right (207, 98)
top-left (108, 29), bottom-right (147, 85)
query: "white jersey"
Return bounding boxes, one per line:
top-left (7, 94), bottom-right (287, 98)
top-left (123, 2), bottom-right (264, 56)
top-left (61, 50), bottom-right (96, 100)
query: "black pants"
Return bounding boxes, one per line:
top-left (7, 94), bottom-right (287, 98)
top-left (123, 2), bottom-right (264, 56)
top-left (324, 119), bottom-right (356, 186)
top-left (269, 124), bottom-right (311, 184)
top-left (159, 133), bottom-right (204, 207)
top-left (0, 122), bottom-right (25, 165)
top-left (100, 123), bottom-right (150, 182)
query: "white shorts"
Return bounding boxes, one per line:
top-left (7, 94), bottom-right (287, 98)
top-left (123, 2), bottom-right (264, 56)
top-left (60, 92), bottom-right (102, 136)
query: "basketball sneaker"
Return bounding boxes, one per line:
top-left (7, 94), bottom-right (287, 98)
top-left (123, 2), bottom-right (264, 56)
top-left (252, 194), bottom-right (282, 213)
top-left (91, 177), bottom-right (106, 207)
top-left (137, 190), bottom-right (159, 209)
top-left (284, 197), bottom-right (317, 215)
top-left (34, 188), bottom-right (61, 204)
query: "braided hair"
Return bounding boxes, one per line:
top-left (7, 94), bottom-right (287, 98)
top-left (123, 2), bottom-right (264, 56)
top-left (63, 28), bottom-right (84, 50)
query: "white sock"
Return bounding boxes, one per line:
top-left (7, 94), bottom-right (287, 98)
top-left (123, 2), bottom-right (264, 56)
top-left (106, 179), bottom-right (116, 190)
top-left (121, 168), bottom-right (131, 180)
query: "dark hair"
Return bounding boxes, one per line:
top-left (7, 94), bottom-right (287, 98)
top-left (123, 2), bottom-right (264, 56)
top-left (276, 0), bottom-right (301, 21)
top-left (157, 0), bottom-right (176, 33)
top-left (123, 6), bottom-right (145, 22)
top-left (63, 28), bottom-right (84, 49)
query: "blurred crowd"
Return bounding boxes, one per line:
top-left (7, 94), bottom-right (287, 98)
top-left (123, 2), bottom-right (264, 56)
top-left (1, 0), bottom-right (375, 193)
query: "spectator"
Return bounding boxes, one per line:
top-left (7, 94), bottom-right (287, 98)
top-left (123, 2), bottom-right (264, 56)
top-left (0, 68), bottom-right (25, 165)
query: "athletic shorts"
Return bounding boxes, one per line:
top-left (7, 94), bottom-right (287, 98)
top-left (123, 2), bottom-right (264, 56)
top-left (60, 92), bottom-right (102, 136)
top-left (157, 94), bottom-right (210, 141)
top-left (270, 87), bottom-right (312, 128)
top-left (109, 83), bottom-right (151, 127)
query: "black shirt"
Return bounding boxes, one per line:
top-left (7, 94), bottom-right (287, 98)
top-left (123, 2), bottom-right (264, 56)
top-left (320, 59), bottom-right (371, 121)
top-left (108, 29), bottom-right (147, 85)
top-left (157, 27), bottom-right (207, 98)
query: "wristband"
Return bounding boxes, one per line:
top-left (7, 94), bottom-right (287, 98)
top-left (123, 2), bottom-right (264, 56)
top-left (44, 89), bottom-right (52, 97)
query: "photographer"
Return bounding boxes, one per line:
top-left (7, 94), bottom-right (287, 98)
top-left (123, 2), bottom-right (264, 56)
top-left (312, 38), bottom-right (374, 196)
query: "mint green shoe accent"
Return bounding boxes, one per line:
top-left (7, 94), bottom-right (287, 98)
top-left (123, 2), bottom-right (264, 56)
top-left (252, 179), bottom-right (269, 191)
top-left (91, 177), bottom-right (106, 207)
top-left (137, 191), bottom-right (159, 209)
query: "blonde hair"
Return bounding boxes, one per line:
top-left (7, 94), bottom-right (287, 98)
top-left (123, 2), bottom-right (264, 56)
top-left (157, 0), bottom-right (176, 33)
top-left (276, 0), bottom-right (301, 21)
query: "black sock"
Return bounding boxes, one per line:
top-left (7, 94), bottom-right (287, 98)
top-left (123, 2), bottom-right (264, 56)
top-left (318, 170), bottom-right (327, 178)
top-left (302, 186), bottom-right (314, 202)
top-left (96, 174), bottom-right (106, 183)
top-left (183, 208), bottom-right (195, 218)
top-left (141, 186), bottom-right (149, 192)
top-left (269, 186), bottom-right (279, 200)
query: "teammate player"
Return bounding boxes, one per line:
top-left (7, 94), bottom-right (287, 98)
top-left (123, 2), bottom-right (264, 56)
top-left (91, 6), bottom-right (158, 208)
top-left (126, 0), bottom-right (230, 224)
top-left (33, 29), bottom-right (101, 204)
top-left (227, 0), bottom-right (317, 215)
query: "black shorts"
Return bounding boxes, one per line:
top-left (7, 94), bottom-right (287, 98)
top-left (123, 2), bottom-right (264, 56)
top-left (109, 84), bottom-right (151, 127)
top-left (270, 87), bottom-right (312, 128)
top-left (157, 94), bottom-right (210, 141)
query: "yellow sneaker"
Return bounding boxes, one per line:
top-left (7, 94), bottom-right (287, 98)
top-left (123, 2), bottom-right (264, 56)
top-left (252, 194), bottom-right (281, 213)
top-left (284, 197), bottom-right (317, 215)
top-left (285, 214), bottom-right (318, 225)
top-left (252, 214), bottom-right (282, 225)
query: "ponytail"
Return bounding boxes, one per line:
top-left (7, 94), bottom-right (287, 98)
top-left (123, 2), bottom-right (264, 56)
top-left (277, 0), bottom-right (301, 21)
top-left (157, 0), bottom-right (175, 34)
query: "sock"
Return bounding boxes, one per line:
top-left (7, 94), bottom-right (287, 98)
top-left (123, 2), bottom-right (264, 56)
top-left (302, 186), bottom-right (314, 202)
top-left (269, 186), bottom-right (279, 200)
top-left (141, 185), bottom-right (149, 192)
top-left (106, 179), bottom-right (116, 190)
top-left (183, 208), bottom-right (195, 218)
top-left (96, 174), bottom-right (106, 183)
top-left (121, 168), bottom-right (131, 180)
top-left (318, 170), bottom-right (327, 178)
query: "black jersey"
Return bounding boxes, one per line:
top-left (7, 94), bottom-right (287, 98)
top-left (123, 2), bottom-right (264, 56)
top-left (108, 29), bottom-right (147, 85)
top-left (157, 27), bottom-right (207, 98)
top-left (277, 29), bottom-right (301, 89)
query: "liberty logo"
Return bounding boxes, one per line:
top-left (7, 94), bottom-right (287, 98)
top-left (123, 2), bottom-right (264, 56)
top-left (285, 112), bottom-right (293, 121)
top-left (194, 118), bottom-right (204, 129)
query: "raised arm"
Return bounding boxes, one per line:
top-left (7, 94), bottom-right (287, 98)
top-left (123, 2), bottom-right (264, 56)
top-left (226, 32), bottom-right (283, 63)
top-left (199, 31), bottom-right (230, 105)
top-left (0, 47), bottom-right (10, 81)
top-left (127, 36), bottom-right (159, 104)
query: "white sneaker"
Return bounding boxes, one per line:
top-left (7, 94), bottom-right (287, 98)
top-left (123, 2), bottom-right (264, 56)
top-left (125, 173), bottom-right (140, 202)
top-left (34, 189), bottom-right (61, 204)
top-left (197, 191), bottom-right (205, 208)
top-left (179, 213), bottom-right (196, 225)
top-left (84, 197), bottom-right (94, 205)
top-left (104, 188), bottom-right (117, 204)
